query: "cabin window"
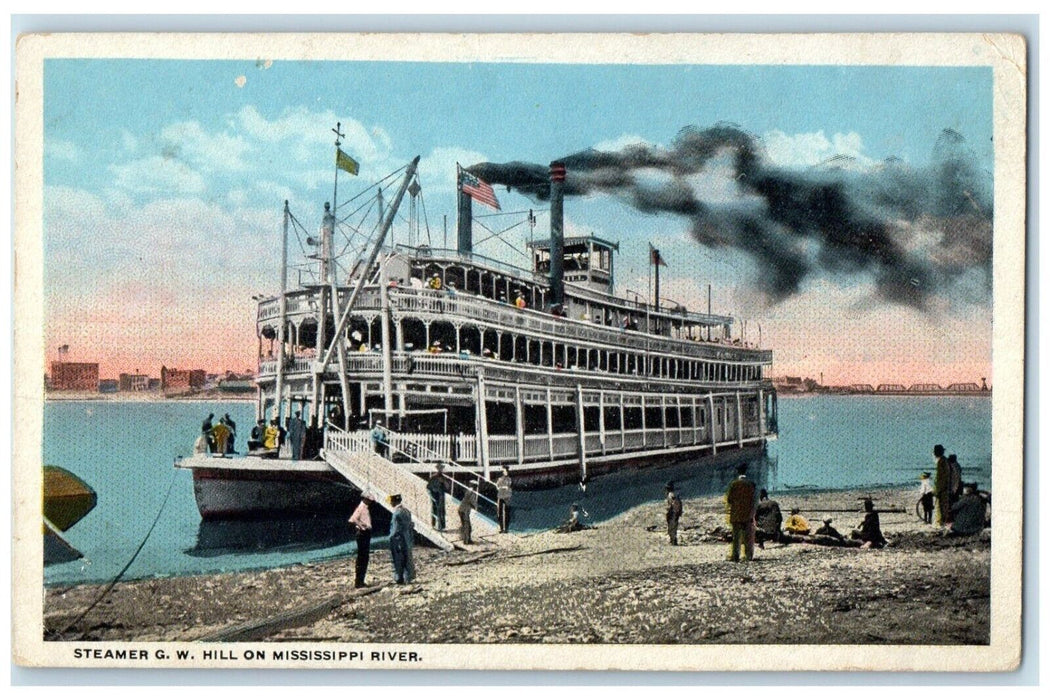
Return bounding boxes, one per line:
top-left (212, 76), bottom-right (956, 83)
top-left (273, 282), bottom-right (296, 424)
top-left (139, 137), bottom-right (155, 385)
top-left (603, 406), bottom-right (622, 430)
top-left (523, 405), bottom-right (548, 435)
top-left (583, 406), bottom-right (600, 432)
top-left (551, 405), bottom-right (577, 433)
top-left (623, 406), bottom-right (643, 430)
top-left (644, 405), bottom-right (664, 428)
top-left (485, 402), bottom-right (516, 435)
top-left (664, 406), bottom-right (680, 428)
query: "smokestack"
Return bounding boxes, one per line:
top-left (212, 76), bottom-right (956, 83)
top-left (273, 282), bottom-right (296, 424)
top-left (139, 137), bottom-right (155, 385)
top-left (549, 161), bottom-right (566, 309)
top-left (457, 190), bottom-right (472, 255)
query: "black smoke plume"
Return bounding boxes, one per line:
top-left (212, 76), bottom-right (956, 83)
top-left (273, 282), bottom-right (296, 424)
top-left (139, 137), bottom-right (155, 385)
top-left (467, 124), bottom-right (992, 309)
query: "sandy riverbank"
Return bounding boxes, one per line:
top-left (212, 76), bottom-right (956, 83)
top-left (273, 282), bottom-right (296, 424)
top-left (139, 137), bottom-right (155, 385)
top-left (44, 487), bottom-right (989, 645)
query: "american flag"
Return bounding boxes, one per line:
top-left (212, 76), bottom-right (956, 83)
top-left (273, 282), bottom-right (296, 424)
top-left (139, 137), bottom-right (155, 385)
top-left (459, 167), bottom-right (501, 211)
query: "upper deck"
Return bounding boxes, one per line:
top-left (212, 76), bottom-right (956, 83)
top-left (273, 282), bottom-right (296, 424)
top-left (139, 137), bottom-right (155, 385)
top-left (256, 246), bottom-right (769, 367)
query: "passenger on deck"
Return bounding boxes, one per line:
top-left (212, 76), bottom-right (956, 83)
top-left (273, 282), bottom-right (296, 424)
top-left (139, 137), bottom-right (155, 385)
top-left (287, 410), bottom-right (306, 460)
top-left (428, 274), bottom-right (442, 290)
top-left (458, 480), bottom-right (479, 545)
top-left (248, 419), bottom-right (266, 451)
top-left (202, 413), bottom-right (216, 453)
top-left (783, 507), bottom-right (811, 536)
top-left (446, 282), bottom-right (457, 297)
top-left (193, 429), bottom-right (210, 455)
top-left (498, 292), bottom-right (508, 305)
top-left (428, 341), bottom-right (442, 354)
top-left (515, 292), bottom-right (527, 309)
top-left (388, 494), bottom-right (415, 584)
top-left (211, 418), bottom-right (231, 455)
top-left (263, 419), bottom-right (280, 451)
top-left (851, 497), bottom-right (887, 549)
top-left (224, 413), bottom-right (237, 454)
top-left (371, 420), bottom-right (389, 459)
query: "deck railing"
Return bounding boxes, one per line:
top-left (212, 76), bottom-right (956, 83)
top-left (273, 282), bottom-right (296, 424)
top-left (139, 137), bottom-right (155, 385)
top-left (323, 417), bottom-right (765, 470)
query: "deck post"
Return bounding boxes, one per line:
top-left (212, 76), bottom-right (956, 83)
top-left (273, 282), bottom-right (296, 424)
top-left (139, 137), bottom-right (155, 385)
top-left (598, 390), bottom-right (606, 455)
top-left (736, 391), bottom-right (743, 447)
top-left (575, 383), bottom-right (587, 484)
top-left (619, 392), bottom-right (626, 452)
top-left (380, 260), bottom-right (394, 422)
top-left (708, 393), bottom-right (717, 455)
top-left (515, 384), bottom-right (525, 464)
top-left (477, 370), bottom-right (490, 479)
top-left (758, 389), bottom-right (765, 436)
top-left (545, 388), bottom-right (554, 459)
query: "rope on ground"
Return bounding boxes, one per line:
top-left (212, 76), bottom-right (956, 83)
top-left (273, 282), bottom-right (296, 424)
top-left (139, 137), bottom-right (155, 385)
top-left (50, 470), bottom-right (180, 640)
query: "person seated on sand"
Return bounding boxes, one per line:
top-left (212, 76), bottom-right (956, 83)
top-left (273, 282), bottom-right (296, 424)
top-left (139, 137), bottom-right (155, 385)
top-left (754, 489), bottom-right (783, 547)
top-left (814, 518), bottom-right (846, 542)
top-left (555, 503), bottom-right (590, 533)
top-left (850, 497), bottom-right (887, 549)
top-left (783, 507), bottom-right (811, 536)
top-left (947, 483), bottom-right (987, 537)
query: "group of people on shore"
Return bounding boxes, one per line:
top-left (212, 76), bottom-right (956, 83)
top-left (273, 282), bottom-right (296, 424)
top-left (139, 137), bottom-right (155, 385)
top-left (660, 464), bottom-right (892, 560)
top-left (347, 462), bottom-right (517, 588)
top-left (926, 444), bottom-right (988, 536)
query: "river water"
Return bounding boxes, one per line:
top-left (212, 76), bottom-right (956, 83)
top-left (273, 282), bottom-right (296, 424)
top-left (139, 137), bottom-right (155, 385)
top-left (42, 395), bottom-right (991, 586)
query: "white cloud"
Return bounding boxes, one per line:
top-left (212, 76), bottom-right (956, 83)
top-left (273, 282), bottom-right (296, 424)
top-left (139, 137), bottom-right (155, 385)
top-left (108, 155), bottom-right (207, 195)
top-left (761, 129), bottom-right (873, 169)
top-left (233, 105), bottom-right (392, 166)
top-left (120, 130), bottom-right (139, 153)
top-left (422, 146), bottom-right (488, 189)
top-left (46, 139), bottom-right (77, 161)
top-left (160, 120), bottom-right (251, 172)
top-left (593, 134), bottom-right (654, 152)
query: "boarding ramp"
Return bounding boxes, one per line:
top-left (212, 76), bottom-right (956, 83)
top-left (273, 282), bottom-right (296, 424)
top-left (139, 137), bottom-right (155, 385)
top-left (322, 427), bottom-right (499, 550)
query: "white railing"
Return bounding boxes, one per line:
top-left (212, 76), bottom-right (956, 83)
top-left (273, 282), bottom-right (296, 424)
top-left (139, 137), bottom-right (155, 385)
top-left (455, 434), bottom-right (477, 463)
top-left (488, 435), bottom-right (518, 463)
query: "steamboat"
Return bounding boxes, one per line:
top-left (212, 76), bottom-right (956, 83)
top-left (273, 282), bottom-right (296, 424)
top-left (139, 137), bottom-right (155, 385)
top-left (176, 135), bottom-right (778, 544)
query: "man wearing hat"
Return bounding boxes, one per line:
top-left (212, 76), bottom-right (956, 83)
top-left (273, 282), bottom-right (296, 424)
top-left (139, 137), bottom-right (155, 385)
top-left (724, 464), bottom-right (757, 561)
top-left (371, 419), bottom-right (388, 459)
top-left (814, 517), bottom-right (845, 542)
top-left (388, 494), bottom-right (415, 584)
top-left (348, 493), bottom-right (375, 588)
top-left (665, 482), bottom-right (683, 546)
top-left (458, 480), bottom-right (479, 545)
top-left (948, 483), bottom-right (987, 536)
top-left (918, 470), bottom-right (935, 524)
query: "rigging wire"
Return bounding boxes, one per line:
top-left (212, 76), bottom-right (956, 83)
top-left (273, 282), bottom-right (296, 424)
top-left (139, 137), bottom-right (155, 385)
top-left (50, 470), bottom-right (180, 641)
top-left (335, 164), bottom-right (408, 214)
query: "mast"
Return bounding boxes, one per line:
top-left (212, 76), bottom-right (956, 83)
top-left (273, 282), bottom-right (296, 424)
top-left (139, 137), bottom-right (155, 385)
top-left (320, 157), bottom-right (420, 371)
top-left (273, 201), bottom-right (290, 423)
top-left (310, 202), bottom-right (334, 422)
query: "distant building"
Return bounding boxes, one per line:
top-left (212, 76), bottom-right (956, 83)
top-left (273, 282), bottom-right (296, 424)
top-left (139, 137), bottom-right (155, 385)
top-left (118, 373), bottom-right (152, 391)
top-left (772, 376), bottom-right (806, 393)
top-left (49, 361), bottom-right (99, 391)
top-left (160, 366), bottom-right (206, 392)
top-left (218, 371), bottom-right (255, 394)
top-left (99, 379), bottom-right (119, 393)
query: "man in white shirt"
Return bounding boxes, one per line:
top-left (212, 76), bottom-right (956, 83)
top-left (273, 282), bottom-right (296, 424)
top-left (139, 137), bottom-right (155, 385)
top-left (349, 493), bottom-right (374, 588)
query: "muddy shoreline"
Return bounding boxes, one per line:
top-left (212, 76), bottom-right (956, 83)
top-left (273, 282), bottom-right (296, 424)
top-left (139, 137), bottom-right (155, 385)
top-left (44, 487), bottom-right (990, 645)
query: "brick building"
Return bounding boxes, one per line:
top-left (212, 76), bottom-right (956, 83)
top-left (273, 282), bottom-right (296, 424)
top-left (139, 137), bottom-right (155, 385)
top-left (160, 366), bottom-right (206, 392)
top-left (118, 373), bottom-right (152, 391)
top-left (49, 362), bottom-right (100, 391)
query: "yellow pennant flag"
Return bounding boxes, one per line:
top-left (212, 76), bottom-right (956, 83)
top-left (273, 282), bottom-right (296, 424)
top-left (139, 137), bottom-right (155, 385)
top-left (336, 148), bottom-right (359, 176)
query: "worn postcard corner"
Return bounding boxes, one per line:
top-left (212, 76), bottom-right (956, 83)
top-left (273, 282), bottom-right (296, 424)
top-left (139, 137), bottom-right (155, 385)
top-left (12, 30), bottom-right (1025, 672)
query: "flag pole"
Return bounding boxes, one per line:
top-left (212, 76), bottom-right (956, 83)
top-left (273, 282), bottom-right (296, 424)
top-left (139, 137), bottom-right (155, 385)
top-left (331, 122), bottom-right (344, 218)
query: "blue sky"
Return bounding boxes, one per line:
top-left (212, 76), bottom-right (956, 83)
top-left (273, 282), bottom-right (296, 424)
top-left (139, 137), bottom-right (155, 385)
top-left (42, 58), bottom-right (994, 383)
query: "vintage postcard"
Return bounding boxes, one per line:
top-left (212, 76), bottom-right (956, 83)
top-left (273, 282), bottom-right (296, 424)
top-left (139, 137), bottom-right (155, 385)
top-left (13, 32), bottom-right (1026, 671)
